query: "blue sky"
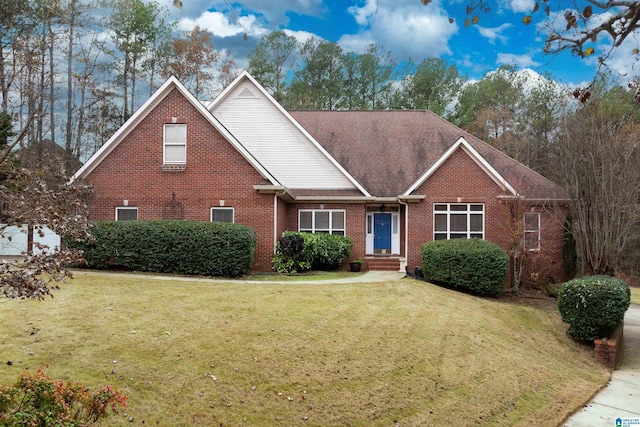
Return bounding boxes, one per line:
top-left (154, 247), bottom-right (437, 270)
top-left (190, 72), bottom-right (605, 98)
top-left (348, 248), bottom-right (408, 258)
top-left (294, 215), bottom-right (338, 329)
top-left (159, 0), bottom-right (638, 88)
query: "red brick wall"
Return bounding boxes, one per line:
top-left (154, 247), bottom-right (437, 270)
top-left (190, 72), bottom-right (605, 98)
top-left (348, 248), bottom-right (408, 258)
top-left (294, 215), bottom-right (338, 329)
top-left (404, 148), bottom-right (567, 283)
top-left (520, 206), bottom-right (568, 284)
top-left (82, 88), bottom-right (275, 271)
top-left (283, 203), bottom-right (367, 262)
top-left (82, 93), bottom-right (566, 277)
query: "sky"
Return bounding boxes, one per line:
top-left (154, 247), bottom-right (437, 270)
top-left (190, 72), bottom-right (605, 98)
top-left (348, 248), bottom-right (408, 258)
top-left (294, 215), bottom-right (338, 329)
top-left (155, 0), bottom-right (638, 89)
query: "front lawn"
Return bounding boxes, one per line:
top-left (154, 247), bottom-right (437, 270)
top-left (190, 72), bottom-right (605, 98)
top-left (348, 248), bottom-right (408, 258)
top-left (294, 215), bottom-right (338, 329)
top-left (631, 286), bottom-right (640, 305)
top-left (0, 272), bottom-right (608, 426)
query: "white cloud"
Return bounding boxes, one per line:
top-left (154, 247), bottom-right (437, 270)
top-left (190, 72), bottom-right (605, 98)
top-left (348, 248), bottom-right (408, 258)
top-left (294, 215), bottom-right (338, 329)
top-left (342, 0), bottom-right (458, 59)
top-left (237, 0), bottom-right (325, 24)
top-left (283, 29), bottom-right (318, 45)
top-left (496, 52), bottom-right (541, 68)
top-left (461, 54), bottom-right (474, 69)
top-left (177, 11), bottom-right (268, 38)
top-left (348, 0), bottom-right (378, 26)
top-left (601, 36), bottom-right (640, 84)
top-left (476, 23), bottom-right (512, 45)
top-left (456, 53), bottom-right (491, 76)
top-left (508, 0), bottom-right (535, 13)
top-left (158, 0), bottom-right (325, 27)
top-left (338, 33), bottom-right (376, 54)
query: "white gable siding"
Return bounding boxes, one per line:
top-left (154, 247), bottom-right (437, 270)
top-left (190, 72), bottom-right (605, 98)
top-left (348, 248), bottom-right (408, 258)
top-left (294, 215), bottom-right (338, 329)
top-left (212, 82), bottom-right (356, 190)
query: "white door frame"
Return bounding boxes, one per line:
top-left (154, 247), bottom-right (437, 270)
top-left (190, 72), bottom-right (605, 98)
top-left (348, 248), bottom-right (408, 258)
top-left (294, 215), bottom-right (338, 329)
top-left (365, 212), bottom-right (400, 255)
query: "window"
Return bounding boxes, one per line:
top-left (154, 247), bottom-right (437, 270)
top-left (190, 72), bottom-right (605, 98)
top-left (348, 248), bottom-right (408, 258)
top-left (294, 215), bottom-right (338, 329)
top-left (299, 210), bottom-right (345, 235)
top-left (210, 207), bottom-right (234, 223)
top-left (116, 207), bottom-right (138, 221)
top-left (524, 212), bottom-right (540, 251)
top-left (434, 203), bottom-right (484, 240)
top-left (164, 124), bottom-right (186, 164)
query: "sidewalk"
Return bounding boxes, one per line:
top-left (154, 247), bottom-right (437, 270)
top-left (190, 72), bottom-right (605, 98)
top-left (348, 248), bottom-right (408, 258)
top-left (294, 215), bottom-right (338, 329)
top-left (563, 305), bottom-right (640, 426)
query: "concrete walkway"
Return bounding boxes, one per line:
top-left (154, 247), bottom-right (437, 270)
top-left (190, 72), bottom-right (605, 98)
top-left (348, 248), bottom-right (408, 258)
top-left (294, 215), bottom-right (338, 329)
top-left (72, 269), bottom-right (407, 285)
top-left (563, 305), bottom-right (640, 426)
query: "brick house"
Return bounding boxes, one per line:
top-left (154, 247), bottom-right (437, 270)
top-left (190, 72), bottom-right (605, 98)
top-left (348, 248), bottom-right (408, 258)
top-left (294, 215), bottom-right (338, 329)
top-left (70, 71), bottom-right (570, 281)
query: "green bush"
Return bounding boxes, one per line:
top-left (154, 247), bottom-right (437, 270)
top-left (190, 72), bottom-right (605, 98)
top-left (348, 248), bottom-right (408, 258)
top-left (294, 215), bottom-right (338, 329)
top-left (272, 231), bottom-right (352, 273)
top-left (66, 220), bottom-right (256, 277)
top-left (421, 238), bottom-right (509, 296)
top-left (557, 276), bottom-right (630, 341)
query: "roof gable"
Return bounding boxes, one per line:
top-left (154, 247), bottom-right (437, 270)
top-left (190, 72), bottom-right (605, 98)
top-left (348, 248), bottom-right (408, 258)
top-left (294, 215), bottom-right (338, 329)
top-left (69, 76), bottom-right (278, 185)
top-left (209, 71), bottom-right (370, 195)
top-left (404, 137), bottom-right (516, 196)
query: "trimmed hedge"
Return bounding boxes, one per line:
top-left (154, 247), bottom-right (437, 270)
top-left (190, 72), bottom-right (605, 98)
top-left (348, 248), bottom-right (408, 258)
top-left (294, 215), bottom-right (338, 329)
top-left (557, 276), bottom-right (630, 341)
top-left (421, 238), bottom-right (509, 296)
top-left (66, 220), bottom-right (256, 277)
top-left (272, 231), bottom-right (352, 274)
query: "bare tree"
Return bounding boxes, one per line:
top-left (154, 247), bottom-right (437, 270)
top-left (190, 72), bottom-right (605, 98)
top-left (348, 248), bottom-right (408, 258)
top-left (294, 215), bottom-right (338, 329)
top-left (162, 26), bottom-right (218, 98)
top-left (551, 86), bottom-right (640, 274)
top-left (0, 109), bottom-right (91, 300)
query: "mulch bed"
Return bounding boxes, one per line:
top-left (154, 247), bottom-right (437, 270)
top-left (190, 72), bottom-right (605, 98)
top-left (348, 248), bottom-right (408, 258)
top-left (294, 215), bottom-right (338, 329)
top-left (501, 287), bottom-right (558, 311)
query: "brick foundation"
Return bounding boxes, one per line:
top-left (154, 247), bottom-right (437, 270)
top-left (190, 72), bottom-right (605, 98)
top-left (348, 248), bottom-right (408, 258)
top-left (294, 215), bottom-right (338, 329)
top-left (594, 321), bottom-right (624, 370)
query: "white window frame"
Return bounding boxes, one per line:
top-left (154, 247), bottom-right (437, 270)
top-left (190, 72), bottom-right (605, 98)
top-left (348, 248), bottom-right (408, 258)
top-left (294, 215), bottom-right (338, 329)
top-left (433, 203), bottom-right (484, 240)
top-left (116, 207), bottom-right (138, 221)
top-left (298, 209), bottom-right (346, 235)
top-left (524, 212), bottom-right (541, 251)
top-left (163, 124), bottom-right (187, 164)
top-left (210, 207), bottom-right (234, 223)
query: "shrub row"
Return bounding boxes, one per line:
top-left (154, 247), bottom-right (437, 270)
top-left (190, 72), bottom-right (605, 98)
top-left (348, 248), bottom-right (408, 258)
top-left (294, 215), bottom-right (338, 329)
top-left (272, 231), bottom-right (352, 273)
top-left (66, 220), bottom-right (256, 277)
top-left (421, 238), bottom-right (509, 296)
top-left (557, 275), bottom-right (630, 341)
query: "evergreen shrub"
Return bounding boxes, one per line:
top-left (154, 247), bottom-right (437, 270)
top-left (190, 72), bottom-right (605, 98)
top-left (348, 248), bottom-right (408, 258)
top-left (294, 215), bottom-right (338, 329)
top-left (557, 275), bottom-right (630, 341)
top-left (66, 220), bottom-right (256, 277)
top-left (272, 231), bottom-right (351, 273)
top-left (421, 238), bottom-right (509, 296)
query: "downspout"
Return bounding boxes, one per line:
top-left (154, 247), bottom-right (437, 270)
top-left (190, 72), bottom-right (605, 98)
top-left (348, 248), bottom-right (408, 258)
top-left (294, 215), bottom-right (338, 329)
top-left (273, 194), bottom-right (279, 252)
top-left (273, 190), bottom-right (286, 251)
top-left (398, 199), bottom-right (409, 273)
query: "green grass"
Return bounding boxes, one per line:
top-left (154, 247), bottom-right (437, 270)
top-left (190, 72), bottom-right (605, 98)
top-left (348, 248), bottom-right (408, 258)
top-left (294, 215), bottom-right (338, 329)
top-left (0, 272), bottom-right (609, 426)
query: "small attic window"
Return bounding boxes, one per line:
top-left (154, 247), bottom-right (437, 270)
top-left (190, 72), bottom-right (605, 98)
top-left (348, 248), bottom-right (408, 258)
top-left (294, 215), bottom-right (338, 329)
top-left (237, 87), bottom-right (256, 98)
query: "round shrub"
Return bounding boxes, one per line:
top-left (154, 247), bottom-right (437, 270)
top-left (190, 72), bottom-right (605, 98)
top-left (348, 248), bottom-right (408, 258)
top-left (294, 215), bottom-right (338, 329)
top-left (421, 238), bottom-right (509, 296)
top-left (272, 231), bottom-right (352, 273)
top-left (557, 275), bottom-right (630, 341)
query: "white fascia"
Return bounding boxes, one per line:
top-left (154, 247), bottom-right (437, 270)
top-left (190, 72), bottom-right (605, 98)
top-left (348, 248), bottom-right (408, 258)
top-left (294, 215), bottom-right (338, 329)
top-left (403, 137), bottom-right (516, 196)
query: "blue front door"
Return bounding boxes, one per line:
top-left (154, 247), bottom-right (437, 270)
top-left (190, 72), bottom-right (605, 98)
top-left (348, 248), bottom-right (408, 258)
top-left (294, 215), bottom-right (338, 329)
top-left (374, 213), bottom-right (392, 252)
